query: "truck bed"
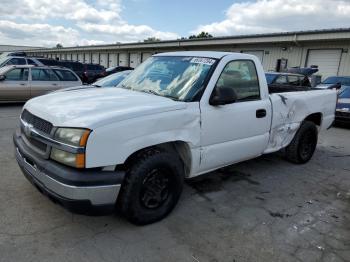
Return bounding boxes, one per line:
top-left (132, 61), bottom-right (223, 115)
top-left (264, 89), bottom-right (337, 154)
top-left (268, 84), bottom-right (311, 94)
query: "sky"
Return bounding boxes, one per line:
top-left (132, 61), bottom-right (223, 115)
top-left (1, 0), bottom-right (350, 47)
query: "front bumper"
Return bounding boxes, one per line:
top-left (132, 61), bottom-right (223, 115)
top-left (13, 130), bottom-right (125, 214)
top-left (335, 110), bottom-right (350, 124)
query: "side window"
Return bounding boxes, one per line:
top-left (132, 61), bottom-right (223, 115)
top-left (27, 59), bottom-right (37, 65)
top-left (7, 58), bottom-right (26, 65)
top-left (288, 75), bottom-right (300, 86)
top-left (5, 68), bottom-right (29, 81)
top-left (53, 69), bottom-right (78, 81)
top-left (31, 68), bottom-right (59, 81)
top-left (215, 60), bottom-right (260, 101)
top-left (275, 75), bottom-right (288, 84)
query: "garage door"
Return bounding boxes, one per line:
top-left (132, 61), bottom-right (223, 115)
top-left (306, 49), bottom-right (342, 79)
top-left (78, 53), bottom-right (84, 63)
top-left (84, 53), bottom-right (91, 63)
top-left (109, 53), bottom-right (118, 67)
top-left (119, 53), bottom-right (128, 66)
top-left (92, 53), bottom-right (99, 64)
top-left (100, 53), bottom-right (108, 67)
top-left (130, 53), bottom-right (141, 68)
top-left (141, 52), bottom-right (153, 62)
top-left (242, 50), bottom-right (264, 63)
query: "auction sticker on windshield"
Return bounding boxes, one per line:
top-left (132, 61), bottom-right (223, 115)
top-left (190, 57), bottom-right (216, 65)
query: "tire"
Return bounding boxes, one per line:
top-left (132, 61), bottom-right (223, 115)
top-left (118, 148), bottom-right (184, 225)
top-left (285, 121), bottom-right (318, 164)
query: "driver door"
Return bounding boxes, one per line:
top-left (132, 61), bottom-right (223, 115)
top-left (199, 59), bottom-right (271, 173)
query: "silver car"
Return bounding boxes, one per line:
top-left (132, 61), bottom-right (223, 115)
top-left (0, 65), bottom-right (82, 102)
top-left (0, 56), bottom-right (44, 67)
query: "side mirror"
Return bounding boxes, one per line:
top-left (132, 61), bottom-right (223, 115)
top-left (210, 87), bottom-right (238, 106)
top-left (0, 75), bottom-right (5, 81)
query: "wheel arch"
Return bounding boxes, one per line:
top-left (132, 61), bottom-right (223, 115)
top-left (123, 141), bottom-right (192, 177)
top-left (304, 112), bottom-right (322, 126)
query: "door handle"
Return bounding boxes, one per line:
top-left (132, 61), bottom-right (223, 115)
top-left (19, 83), bottom-right (26, 86)
top-left (52, 83), bottom-right (58, 86)
top-left (256, 109), bottom-right (267, 118)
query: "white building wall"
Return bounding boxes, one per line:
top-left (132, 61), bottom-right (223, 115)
top-left (27, 39), bottom-right (350, 78)
top-left (109, 53), bottom-right (118, 67)
top-left (84, 53), bottom-right (91, 63)
top-left (119, 53), bottom-right (129, 66)
top-left (99, 53), bottom-right (108, 67)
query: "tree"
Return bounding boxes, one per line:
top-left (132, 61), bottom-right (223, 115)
top-left (189, 32), bottom-right (213, 39)
top-left (143, 37), bottom-right (161, 43)
top-left (56, 43), bottom-right (63, 48)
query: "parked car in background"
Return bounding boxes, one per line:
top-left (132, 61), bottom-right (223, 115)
top-left (0, 56), bottom-right (44, 67)
top-left (36, 59), bottom-right (85, 81)
top-left (82, 63), bottom-right (106, 83)
top-left (335, 87), bottom-right (350, 124)
top-left (105, 66), bottom-right (133, 76)
top-left (316, 76), bottom-right (350, 90)
top-left (35, 58), bottom-right (106, 84)
top-left (265, 72), bottom-right (311, 93)
top-left (287, 67), bottom-right (319, 77)
top-left (0, 65), bottom-right (82, 101)
top-left (0, 51), bottom-right (27, 58)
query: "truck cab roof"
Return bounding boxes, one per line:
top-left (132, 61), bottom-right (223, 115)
top-left (153, 51), bottom-right (251, 59)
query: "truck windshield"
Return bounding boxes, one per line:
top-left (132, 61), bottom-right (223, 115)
top-left (118, 56), bottom-right (217, 101)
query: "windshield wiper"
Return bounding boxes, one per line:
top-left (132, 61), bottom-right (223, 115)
top-left (91, 84), bottom-right (101, 87)
top-left (142, 89), bottom-right (160, 96)
top-left (120, 83), bottom-right (132, 89)
top-left (142, 89), bottom-right (179, 101)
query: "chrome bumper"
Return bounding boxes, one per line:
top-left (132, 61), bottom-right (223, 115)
top-left (15, 147), bottom-right (121, 206)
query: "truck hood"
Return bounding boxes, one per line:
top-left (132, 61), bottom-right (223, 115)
top-left (24, 88), bottom-right (187, 128)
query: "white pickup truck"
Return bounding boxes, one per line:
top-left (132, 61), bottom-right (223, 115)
top-left (14, 51), bottom-right (337, 224)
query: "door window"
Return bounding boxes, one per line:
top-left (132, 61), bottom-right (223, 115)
top-left (5, 68), bottom-right (29, 81)
top-left (53, 69), bottom-right (79, 81)
top-left (27, 59), bottom-right (37, 65)
top-left (215, 60), bottom-right (260, 101)
top-left (31, 68), bottom-right (59, 81)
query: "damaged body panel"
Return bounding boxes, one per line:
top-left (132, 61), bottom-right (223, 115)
top-left (265, 90), bottom-right (336, 153)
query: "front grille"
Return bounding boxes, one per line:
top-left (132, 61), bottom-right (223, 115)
top-left (27, 136), bottom-right (47, 152)
top-left (21, 109), bottom-right (53, 135)
top-left (20, 123), bottom-right (48, 153)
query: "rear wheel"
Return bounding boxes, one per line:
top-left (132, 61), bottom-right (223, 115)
top-left (118, 148), bottom-right (184, 225)
top-left (285, 121), bottom-right (318, 164)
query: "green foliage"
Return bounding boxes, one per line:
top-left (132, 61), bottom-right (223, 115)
top-left (189, 32), bottom-right (213, 39)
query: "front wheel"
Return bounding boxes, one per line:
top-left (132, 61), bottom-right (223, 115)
top-left (118, 149), bottom-right (184, 225)
top-left (285, 121), bottom-right (318, 164)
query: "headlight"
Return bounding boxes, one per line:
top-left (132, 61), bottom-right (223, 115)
top-left (54, 128), bottom-right (90, 146)
top-left (50, 148), bottom-right (85, 168)
top-left (50, 128), bottom-right (91, 168)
